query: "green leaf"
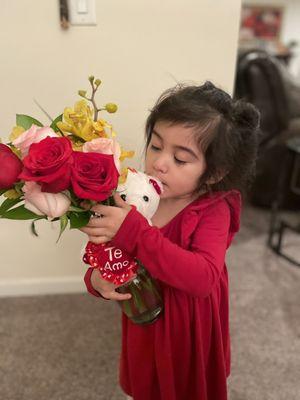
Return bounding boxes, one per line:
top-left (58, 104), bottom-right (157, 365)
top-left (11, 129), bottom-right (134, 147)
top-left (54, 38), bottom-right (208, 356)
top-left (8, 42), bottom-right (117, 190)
top-left (50, 217), bottom-right (60, 222)
top-left (30, 219), bottom-right (41, 237)
top-left (0, 204), bottom-right (42, 220)
top-left (14, 181), bottom-right (24, 192)
top-left (56, 214), bottom-right (69, 243)
top-left (69, 134), bottom-right (86, 143)
top-left (106, 196), bottom-right (115, 206)
top-left (69, 211), bottom-right (91, 229)
top-left (0, 189), bottom-right (8, 196)
top-left (16, 114), bottom-right (43, 130)
top-left (50, 114), bottom-right (63, 132)
top-left (67, 188), bottom-right (87, 207)
top-left (0, 198), bottom-right (23, 215)
top-left (68, 205), bottom-right (87, 212)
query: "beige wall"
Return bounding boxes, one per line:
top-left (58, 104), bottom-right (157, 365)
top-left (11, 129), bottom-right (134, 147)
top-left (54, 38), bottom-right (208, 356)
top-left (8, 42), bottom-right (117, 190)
top-left (0, 0), bottom-right (241, 295)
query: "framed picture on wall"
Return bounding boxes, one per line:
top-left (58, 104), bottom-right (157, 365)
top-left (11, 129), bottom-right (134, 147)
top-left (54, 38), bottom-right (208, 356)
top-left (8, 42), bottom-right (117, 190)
top-left (240, 5), bottom-right (284, 41)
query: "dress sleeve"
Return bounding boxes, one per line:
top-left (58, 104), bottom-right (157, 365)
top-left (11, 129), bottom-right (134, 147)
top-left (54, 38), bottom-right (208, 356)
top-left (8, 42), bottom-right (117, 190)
top-left (111, 200), bottom-right (231, 297)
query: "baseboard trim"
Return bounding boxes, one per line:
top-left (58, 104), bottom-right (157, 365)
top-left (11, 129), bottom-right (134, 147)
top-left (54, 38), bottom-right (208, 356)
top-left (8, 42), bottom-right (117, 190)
top-left (0, 276), bottom-right (86, 297)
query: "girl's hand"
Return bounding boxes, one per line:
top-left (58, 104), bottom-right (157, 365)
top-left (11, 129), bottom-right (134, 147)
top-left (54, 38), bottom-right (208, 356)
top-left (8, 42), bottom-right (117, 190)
top-left (91, 269), bottom-right (132, 300)
top-left (80, 193), bottom-right (131, 244)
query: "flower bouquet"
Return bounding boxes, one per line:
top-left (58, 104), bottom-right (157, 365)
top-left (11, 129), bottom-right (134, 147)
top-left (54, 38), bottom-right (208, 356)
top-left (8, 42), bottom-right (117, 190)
top-left (0, 76), bottom-right (128, 237)
top-left (0, 76), bottom-right (163, 325)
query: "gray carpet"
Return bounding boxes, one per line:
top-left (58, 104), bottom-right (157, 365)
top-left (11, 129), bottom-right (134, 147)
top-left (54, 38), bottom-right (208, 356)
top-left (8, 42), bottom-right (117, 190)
top-left (0, 205), bottom-right (299, 400)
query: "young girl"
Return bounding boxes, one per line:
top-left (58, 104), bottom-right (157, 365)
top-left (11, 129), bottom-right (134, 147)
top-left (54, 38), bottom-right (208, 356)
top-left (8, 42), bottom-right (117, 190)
top-left (80, 81), bottom-right (259, 400)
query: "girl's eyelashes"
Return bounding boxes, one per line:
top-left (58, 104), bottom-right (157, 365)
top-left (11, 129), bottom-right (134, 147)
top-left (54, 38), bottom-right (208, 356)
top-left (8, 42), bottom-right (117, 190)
top-left (174, 157), bottom-right (187, 165)
top-left (151, 144), bottom-right (161, 151)
top-left (150, 143), bottom-right (187, 165)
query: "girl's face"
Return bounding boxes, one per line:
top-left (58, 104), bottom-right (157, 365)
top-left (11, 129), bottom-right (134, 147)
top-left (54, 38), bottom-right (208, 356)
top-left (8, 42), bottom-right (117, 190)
top-left (145, 121), bottom-right (206, 201)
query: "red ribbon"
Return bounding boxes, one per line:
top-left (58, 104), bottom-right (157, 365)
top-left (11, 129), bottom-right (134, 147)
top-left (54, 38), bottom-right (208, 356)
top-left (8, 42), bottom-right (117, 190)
top-left (149, 178), bottom-right (161, 195)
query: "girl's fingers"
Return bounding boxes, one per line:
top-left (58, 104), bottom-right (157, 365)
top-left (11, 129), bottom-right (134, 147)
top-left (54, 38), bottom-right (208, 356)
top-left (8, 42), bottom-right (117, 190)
top-left (91, 204), bottom-right (111, 216)
top-left (79, 226), bottom-right (106, 235)
top-left (89, 235), bottom-right (110, 244)
top-left (91, 270), bottom-right (132, 301)
top-left (103, 291), bottom-right (132, 301)
top-left (115, 275), bottom-right (137, 288)
top-left (88, 217), bottom-right (107, 227)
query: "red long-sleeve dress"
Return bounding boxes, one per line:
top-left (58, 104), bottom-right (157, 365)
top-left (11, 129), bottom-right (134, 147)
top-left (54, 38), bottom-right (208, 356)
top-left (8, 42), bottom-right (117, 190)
top-left (84, 190), bottom-right (241, 400)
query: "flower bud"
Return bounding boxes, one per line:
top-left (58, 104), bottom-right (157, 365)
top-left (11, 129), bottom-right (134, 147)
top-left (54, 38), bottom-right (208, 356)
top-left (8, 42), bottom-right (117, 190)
top-left (105, 103), bottom-right (118, 113)
top-left (88, 76), bottom-right (95, 83)
top-left (78, 90), bottom-right (87, 98)
top-left (95, 79), bottom-right (101, 87)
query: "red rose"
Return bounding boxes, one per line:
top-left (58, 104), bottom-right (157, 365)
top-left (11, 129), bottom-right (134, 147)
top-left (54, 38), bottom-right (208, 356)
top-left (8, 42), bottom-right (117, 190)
top-left (0, 144), bottom-right (23, 189)
top-left (71, 152), bottom-right (119, 201)
top-left (19, 137), bottom-right (73, 193)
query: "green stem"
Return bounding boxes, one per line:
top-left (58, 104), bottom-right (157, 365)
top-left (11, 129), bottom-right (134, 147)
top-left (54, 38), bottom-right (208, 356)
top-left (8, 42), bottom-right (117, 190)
top-left (129, 283), bottom-right (147, 314)
top-left (88, 79), bottom-right (99, 121)
top-left (122, 299), bottom-right (133, 317)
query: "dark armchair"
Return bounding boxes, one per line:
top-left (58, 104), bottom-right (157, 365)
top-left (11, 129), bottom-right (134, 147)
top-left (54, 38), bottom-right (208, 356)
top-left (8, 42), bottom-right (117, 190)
top-left (234, 49), bottom-right (300, 209)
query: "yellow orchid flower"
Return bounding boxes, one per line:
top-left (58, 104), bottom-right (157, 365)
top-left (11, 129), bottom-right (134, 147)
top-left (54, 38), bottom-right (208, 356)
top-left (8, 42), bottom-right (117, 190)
top-left (10, 145), bottom-right (22, 159)
top-left (9, 126), bottom-right (25, 142)
top-left (118, 168), bottom-right (129, 185)
top-left (120, 149), bottom-right (135, 162)
top-left (57, 100), bottom-right (112, 142)
top-left (3, 189), bottom-right (21, 199)
top-left (74, 99), bottom-right (93, 118)
top-left (92, 120), bottom-right (108, 138)
top-left (71, 141), bottom-right (84, 151)
top-left (94, 119), bottom-right (114, 138)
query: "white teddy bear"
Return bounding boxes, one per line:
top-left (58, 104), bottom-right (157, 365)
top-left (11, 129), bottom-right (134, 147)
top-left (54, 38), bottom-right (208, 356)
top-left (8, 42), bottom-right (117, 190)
top-left (117, 168), bottom-right (163, 224)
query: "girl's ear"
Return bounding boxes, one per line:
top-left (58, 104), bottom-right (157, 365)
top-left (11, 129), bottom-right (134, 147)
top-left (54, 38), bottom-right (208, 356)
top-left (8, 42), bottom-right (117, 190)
top-left (206, 169), bottom-right (228, 185)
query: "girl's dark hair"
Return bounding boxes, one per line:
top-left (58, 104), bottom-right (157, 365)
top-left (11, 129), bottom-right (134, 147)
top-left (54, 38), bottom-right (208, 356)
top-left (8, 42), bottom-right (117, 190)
top-left (145, 81), bottom-right (260, 194)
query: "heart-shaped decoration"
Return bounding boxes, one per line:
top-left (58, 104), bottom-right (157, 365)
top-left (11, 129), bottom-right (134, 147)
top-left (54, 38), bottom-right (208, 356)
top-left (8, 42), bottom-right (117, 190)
top-left (83, 241), bottom-right (138, 285)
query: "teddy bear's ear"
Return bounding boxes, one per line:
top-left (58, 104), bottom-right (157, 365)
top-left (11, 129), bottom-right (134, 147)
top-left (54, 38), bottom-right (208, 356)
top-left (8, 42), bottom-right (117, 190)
top-left (117, 184), bottom-right (126, 193)
top-left (125, 168), bottom-right (135, 186)
top-left (127, 167), bottom-right (137, 175)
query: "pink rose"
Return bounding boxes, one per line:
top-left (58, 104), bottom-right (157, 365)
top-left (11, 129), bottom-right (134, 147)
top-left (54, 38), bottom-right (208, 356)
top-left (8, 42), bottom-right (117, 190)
top-left (13, 125), bottom-right (58, 157)
top-left (82, 138), bottom-right (121, 172)
top-left (23, 181), bottom-right (71, 218)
